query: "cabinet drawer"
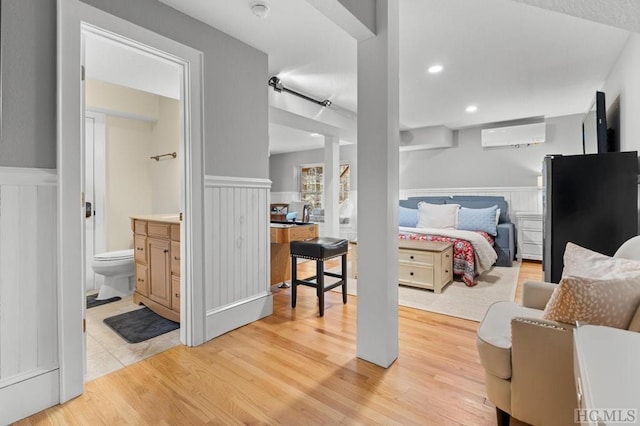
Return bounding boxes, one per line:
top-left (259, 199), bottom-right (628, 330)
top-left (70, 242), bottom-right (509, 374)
top-left (171, 241), bottom-right (180, 274)
top-left (171, 224), bottom-right (180, 241)
top-left (148, 222), bottom-right (171, 239)
top-left (133, 220), bottom-right (147, 235)
top-left (134, 235), bottom-right (147, 263)
top-left (521, 219), bottom-right (542, 231)
top-left (399, 264), bottom-right (433, 285)
top-left (289, 224), bottom-right (317, 241)
top-left (171, 274), bottom-right (180, 313)
top-left (135, 263), bottom-right (148, 296)
top-left (399, 249), bottom-right (433, 265)
top-left (522, 242), bottom-right (543, 255)
top-left (522, 229), bottom-right (542, 244)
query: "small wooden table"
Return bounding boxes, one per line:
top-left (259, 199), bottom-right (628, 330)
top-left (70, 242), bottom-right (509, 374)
top-left (398, 240), bottom-right (453, 293)
top-left (270, 222), bottom-right (318, 286)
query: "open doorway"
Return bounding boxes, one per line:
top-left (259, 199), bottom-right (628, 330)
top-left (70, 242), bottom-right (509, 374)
top-left (58, 0), bottom-right (205, 404)
top-left (82, 27), bottom-right (185, 380)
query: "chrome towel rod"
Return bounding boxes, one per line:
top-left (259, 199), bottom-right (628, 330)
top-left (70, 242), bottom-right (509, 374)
top-left (150, 152), bottom-right (177, 161)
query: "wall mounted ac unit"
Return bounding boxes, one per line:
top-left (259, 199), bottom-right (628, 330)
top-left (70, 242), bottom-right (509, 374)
top-left (481, 122), bottom-right (545, 147)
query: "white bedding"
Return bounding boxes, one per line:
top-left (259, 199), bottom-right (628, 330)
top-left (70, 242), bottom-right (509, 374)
top-left (398, 226), bottom-right (498, 274)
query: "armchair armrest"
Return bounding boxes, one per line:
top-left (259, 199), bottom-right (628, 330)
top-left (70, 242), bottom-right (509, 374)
top-left (521, 280), bottom-right (557, 310)
top-left (510, 317), bottom-right (577, 426)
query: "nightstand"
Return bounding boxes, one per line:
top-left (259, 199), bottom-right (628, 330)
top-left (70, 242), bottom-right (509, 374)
top-left (516, 212), bottom-right (542, 261)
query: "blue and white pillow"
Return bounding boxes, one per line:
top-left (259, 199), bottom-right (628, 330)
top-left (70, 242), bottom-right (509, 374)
top-left (457, 205), bottom-right (499, 236)
top-left (399, 206), bottom-right (418, 227)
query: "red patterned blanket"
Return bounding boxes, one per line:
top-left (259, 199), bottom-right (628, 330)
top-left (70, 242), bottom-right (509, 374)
top-left (399, 232), bottom-right (494, 286)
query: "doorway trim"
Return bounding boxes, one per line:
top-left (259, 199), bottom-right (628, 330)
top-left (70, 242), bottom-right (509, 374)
top-left (57, 0), bottom-right (205, 402)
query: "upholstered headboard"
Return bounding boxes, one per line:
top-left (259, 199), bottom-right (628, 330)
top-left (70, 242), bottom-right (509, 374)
top-left (399, 196), bottom-right (451, 209)
top-left (399, 195), bottom-right (510, 223)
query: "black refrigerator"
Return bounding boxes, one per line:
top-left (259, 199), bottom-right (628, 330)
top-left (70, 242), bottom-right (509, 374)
top-left (543, 152), bottom-right (638, 283)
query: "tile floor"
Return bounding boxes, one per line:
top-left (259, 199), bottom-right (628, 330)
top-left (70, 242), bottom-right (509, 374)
top-left (85, 293), bottom-right (181, 382)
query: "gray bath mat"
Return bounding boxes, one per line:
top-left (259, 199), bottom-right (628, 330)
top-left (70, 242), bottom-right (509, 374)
top-left (103, 307), bottom-right (179, 343)
top-left (86, 294), bottom-right (121, 309)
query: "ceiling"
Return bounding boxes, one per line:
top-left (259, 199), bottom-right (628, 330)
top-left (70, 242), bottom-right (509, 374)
top-left (153, 0), bottom-right (632, 153)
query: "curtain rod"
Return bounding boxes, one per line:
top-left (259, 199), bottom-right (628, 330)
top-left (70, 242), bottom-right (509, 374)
top-left (268, 76), bottom-right (332, 108)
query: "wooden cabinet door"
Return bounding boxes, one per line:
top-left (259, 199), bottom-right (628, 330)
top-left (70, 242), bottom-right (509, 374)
top-left (171, 274), bottom-right (180, 313)
top-left (135, 263), bottom-right (149, 296)
top-left (148, 238), bottom-right (171, 308)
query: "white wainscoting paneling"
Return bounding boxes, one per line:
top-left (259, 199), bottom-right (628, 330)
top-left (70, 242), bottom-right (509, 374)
top-left (0, 167), bottom-right (59, 424)
top-left (400, 186), bottom-right (543, 215)
top-left (204, 176), bottom-right (272, 341)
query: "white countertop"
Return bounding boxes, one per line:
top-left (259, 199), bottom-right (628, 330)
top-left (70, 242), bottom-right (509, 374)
top-left (574, 325), bottom-right (640, 424)
top-left (130, 214), bottom-right (180, 224)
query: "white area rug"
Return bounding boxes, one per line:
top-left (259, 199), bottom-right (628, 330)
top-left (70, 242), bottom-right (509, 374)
top-left (329, 261), bottom-right (520, 322)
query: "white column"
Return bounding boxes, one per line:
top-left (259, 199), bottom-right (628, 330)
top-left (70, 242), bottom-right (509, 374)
top-left (356, 0), bottom-right (399, 367)
top-left (323, 135), bottom-right (340, 237)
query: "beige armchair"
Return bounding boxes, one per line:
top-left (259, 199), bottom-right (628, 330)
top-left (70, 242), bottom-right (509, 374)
top-left (477, 236), bottom-right (640, 426)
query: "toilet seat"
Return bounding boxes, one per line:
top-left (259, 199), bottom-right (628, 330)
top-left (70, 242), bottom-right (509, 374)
top-left (94, 249), bottom-right (134, 262)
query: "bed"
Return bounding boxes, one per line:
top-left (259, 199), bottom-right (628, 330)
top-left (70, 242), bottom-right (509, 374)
top-left (398, 196), bottom-right (507, 286)
top-left (399, 227), bottom-right (496, 286)
top-left (399, 195), bottom-right (516, 267)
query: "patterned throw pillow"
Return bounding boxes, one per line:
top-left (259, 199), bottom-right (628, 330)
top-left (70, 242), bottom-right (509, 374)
top-left (417, 202), bottom-right (459, 229)
top-left (456, 205), bottom-right (499, 236)
top-left (562, 242), bottom-right (640, 279)
top-left (543, 275), bottom-right (640, 328)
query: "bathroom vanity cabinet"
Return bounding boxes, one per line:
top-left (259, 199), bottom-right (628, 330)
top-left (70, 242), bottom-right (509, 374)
top-left (131, 215), bottom-right (181, 323)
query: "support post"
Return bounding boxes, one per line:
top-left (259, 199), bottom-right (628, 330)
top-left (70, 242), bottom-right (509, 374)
top-left (356, 0), bottom-right (399, 367)
top-left (323, 135), bottom-right (340, 237)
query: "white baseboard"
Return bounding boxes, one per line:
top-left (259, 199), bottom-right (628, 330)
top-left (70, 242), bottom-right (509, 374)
top-left (205, 292), bottom-right (273, 340)
top-left (0, 368), bottom-right (59, 425)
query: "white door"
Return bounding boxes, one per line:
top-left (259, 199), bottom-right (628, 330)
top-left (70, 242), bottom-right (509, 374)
top-left (84, 112), bottom-right (106, 292)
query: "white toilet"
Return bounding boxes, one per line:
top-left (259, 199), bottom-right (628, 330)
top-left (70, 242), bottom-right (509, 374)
top-left (92, 249), bottom-right (135, 300)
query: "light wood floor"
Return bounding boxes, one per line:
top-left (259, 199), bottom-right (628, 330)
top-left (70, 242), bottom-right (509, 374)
top-left (19, 261), bottom-right (542, 425)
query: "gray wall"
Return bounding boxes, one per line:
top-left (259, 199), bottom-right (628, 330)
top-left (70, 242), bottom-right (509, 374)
top-left (0, 0), bottom-right (269, 178)
top-left (400, 114), bottom-right (584, 188)
top-left (1, 0), bottom-right (57, 168)
top-left (269, 144), bottom-right (358, 192)
top-left (270, 114), bottom-right (583, 191)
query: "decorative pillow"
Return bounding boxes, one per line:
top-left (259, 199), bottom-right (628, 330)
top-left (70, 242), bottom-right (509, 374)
top-left (399, 206), bottom-right (418, 227)
top-left (562, 242), bottom-right (640, 279)
top-left (543, 275), bottom-right (640, 329)
top-left (456, 205), bottom-right (499, 236)
top-left (417, 202), bottom-right (459, 229)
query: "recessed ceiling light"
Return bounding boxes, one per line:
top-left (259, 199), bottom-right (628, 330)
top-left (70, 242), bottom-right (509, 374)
top-left (466, 105), bottom-right (478, 113)
top-left (310, 133), bottom-right (322, 137)
top-left (250, 1), bottom-right (270, 19)
top-left (427, 65), bottom-right (443, 74)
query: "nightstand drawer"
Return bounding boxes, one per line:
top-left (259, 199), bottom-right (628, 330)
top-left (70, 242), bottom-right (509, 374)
top-left (521, 219), bottom-right (543, 230)
top-left (522, 242), bottom-right (542, 254)
top-left (522, 229), bottom-right (542, 244)
top-left (399, 264), bottom-right (433, 285)
top-left (399, 249), bottom-right (433, 265)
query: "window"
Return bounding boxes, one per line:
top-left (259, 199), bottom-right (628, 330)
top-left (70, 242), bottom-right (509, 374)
top-left (300, 164), bottom-right (350, 210)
